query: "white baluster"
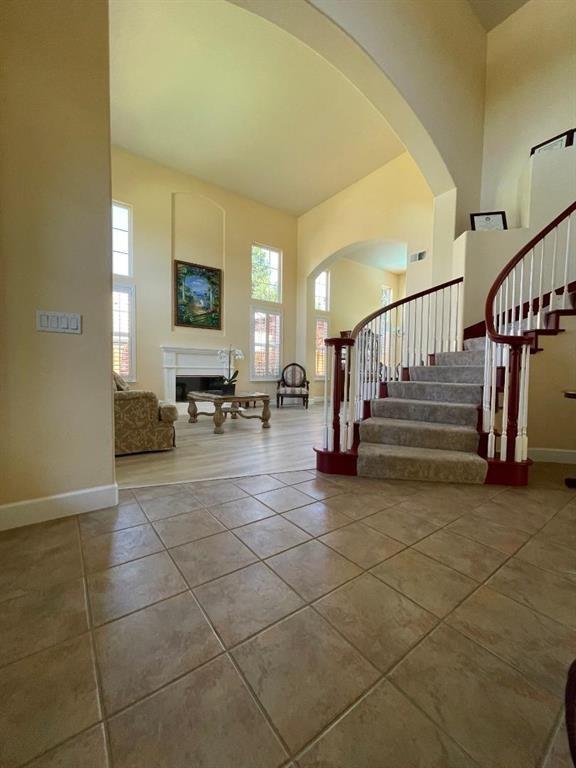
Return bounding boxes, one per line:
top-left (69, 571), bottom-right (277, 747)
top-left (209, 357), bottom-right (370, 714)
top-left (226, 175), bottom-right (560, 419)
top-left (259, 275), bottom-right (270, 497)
top-left (518, 259), bottom-right (524, 334)
top-left (504, 276), bottom-right (510, 335)
top-left (482, 334), bottom-right (492, 434)
top-left (550, 228), bottom-right (558, 312)
top-left (527, 249), bottom-right (534, 331)
top-left (433, 291), bottom-right (438, 355)
top-left (562, 213), bottom-right (572, 309)
top-left (487, 340), bottom-right (498, 458)
top-left (440, 288), bottom-right (450, 352)
top-left (537, 239), bottom-right (545, 327)
top-left (511, 266), bottom-right (517, 335)
top-left (387, 307), bottom-right (398, 381)
top-left (448, 285), bottom-right (453, 351)
top-left (517, 343), bottom-right (530, 461)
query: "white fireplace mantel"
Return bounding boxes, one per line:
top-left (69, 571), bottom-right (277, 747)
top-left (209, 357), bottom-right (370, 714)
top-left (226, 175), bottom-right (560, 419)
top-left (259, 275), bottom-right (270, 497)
top-left (161, 346), bottom-right (227, 402)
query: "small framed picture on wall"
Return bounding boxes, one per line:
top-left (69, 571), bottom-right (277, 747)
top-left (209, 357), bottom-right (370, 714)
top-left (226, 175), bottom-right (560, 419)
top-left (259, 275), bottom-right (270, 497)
top-left (470, 211), bottom-right (508, 231)
top-left (530, 129), bottom-right (575, 156)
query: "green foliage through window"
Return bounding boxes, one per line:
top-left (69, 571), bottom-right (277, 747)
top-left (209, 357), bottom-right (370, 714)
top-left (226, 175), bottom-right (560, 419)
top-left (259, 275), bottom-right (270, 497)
top-left (251, 244), bottom-right (281, 302)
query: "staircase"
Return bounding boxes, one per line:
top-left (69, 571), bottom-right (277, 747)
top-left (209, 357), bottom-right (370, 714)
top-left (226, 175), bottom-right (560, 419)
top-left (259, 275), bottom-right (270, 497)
top-left (357, 337), bottom-right (487, 483)
top-left (316, 201), bottom-right (576, 486)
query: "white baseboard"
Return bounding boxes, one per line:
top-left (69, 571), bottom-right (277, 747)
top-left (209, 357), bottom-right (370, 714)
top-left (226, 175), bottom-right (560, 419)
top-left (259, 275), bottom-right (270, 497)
top-left (528, 448), bottom-right (576, 464)
top-left (0, 484), bottom-right (118, 532)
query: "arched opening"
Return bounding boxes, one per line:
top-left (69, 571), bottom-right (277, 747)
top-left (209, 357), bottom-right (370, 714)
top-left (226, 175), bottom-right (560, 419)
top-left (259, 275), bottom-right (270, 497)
top-left (306, 239), bottom-right (408, 400)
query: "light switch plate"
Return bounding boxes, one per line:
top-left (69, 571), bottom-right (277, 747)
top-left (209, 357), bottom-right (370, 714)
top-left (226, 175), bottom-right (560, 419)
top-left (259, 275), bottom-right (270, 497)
top-left (36, 311), bottom-right (82, 334)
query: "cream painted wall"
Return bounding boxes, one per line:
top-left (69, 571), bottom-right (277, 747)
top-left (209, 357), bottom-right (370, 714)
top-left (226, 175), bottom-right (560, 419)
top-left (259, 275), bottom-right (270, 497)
top-left (111, 148), bottom-right (298, 399)
top-left (455, 146), bottom-right (576, 329)
top-left (481, 0), bottom-right (576, 226)
top-left (296, 153), bottom-right (434, 362)
top-left (309, 0), bottom-right (486, 235)
top-left (307, 259), bottom-right (403, 397)
top-left (0, 0), bottom-right (115, 507)
top-left (331, 262), bottom-right (402, 337)
top-left (528, 318), bottom-right (576, 455)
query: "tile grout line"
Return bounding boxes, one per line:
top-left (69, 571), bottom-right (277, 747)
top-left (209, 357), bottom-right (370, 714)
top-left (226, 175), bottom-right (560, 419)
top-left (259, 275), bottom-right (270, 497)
top-left (3, 476), bottom-right (574, 766)
top-left (76, 515), bottom-right (116, 768)
top-left (161, 535), bottom-right (295, 764)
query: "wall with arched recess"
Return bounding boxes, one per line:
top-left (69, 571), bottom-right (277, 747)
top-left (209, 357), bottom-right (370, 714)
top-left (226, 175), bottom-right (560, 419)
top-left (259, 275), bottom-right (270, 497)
top-left (297, 153), bottom-right (434, 362)
top-left (230, 0), bottom-right (486, 278)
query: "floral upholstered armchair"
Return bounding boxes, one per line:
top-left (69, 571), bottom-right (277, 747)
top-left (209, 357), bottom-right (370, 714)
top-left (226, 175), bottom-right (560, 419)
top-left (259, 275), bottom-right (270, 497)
top-left (113, 372), bottom-right (178, 456)
top-left (276, 363), bottom-right (310, 409)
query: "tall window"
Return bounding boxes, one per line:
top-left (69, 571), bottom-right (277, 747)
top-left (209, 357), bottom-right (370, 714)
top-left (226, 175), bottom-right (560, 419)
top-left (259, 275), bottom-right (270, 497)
top-left (251, 244), bottom-right (281, 303)
top-left (251, 309), bottom-right (281, 379)
top-left (381, 286), bottom-right (393, 308)
top-left (112, 284), bottom-right (135, 380)
top-left (112, 202), bottom-right (131, 276)
top-left (112, 201), bottom-right (135, 380)
top-left (315, 318), bottom-right (329, 378)
top-left (314, 271), bottom-right (330, 311)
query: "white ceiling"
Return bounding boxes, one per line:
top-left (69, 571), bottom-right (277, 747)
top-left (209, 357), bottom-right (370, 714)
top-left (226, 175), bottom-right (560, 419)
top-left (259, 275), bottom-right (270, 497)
top-left (109, 0), bottom-right (405, 215)
top-left (467, 0), bottom-right (531, 30)
top-left (339, 240), bottom-right (408, 274)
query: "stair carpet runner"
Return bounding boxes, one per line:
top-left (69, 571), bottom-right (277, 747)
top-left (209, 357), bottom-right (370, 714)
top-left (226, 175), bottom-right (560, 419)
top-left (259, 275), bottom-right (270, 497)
top-left (357, 337), bottom-right (488, 484)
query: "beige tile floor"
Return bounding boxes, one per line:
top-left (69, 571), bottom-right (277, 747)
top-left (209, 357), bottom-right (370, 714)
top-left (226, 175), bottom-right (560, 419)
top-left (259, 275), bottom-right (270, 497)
top-left (0, 467), bottom-right (575, 767)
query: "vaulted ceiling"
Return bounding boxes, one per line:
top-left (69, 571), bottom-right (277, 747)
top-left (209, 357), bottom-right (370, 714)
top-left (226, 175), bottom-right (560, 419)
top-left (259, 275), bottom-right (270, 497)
top-left (109, 0), bottom-right (405, 215)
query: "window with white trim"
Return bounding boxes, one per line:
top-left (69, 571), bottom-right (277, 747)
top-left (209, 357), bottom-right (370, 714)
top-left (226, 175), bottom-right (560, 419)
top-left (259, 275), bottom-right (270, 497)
top-left (314, 270), bottom-right (330, 311)
top-left (251, 308), bottom-right (281, 379)
top-left (112, 284), bottom-right (136, 381)
top-left (112, 202), bottom-right (132, 277)
top-left (112, 201), bottom-right (136, 380)
top-left (315, 317), bottom-right (329, 378)
top-left (251, 244), bottom-right (281, 303)
top-left (381, 285), bottom-right (393, 308)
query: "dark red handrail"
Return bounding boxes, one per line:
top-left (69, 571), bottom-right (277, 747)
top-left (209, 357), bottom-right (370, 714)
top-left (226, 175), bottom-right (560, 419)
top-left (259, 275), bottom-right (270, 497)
top-left (485, 201), bottom-right (576, 346)
top-left (351, 277), bottom-right (463, 339)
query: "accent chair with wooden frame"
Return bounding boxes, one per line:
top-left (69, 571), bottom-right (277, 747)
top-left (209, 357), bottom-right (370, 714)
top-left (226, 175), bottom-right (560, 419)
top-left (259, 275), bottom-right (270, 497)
top-left (277, 363), bottom-right (310, 408)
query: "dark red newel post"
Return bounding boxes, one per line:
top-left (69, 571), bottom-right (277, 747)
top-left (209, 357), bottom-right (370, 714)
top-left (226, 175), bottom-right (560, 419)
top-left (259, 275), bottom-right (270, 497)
top-left (325, 336), bottom-right (354, 453)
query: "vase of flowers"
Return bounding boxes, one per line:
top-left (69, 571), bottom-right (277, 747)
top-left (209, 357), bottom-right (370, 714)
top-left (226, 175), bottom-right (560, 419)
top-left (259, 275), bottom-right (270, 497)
top-left (216, 346), bottom-right (244, 395)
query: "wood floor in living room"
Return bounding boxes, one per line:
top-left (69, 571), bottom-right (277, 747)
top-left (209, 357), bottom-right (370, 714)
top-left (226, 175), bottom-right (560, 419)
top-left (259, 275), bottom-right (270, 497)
top-left (115, 403), bottom-right (324, 488)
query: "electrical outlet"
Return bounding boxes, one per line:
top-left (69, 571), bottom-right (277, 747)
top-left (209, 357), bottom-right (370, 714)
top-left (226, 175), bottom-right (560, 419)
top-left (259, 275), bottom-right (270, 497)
top-left (36, 311), bottom-right (82, 334)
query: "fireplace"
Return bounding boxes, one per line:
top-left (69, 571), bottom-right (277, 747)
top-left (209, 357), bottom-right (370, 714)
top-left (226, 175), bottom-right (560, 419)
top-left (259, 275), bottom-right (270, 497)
top-left (162, 346), bottom-right (228, 404)
top-left (175, 375), bottom-right (226, 402)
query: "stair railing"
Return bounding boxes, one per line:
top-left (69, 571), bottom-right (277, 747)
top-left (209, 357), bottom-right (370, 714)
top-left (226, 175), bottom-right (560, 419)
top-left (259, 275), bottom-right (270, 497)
top-left (483, 201), bottom-right (576, 465)
top-left (321, 278), bottom-right (464, 457)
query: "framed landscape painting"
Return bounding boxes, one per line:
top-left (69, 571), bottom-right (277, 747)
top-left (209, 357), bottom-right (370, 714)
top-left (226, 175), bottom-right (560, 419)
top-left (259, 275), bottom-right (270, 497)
top-left (174, 260), bottom-right (222, 329)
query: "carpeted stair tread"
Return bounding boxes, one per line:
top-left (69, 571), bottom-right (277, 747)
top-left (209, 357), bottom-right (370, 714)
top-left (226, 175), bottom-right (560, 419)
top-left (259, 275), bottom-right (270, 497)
top-left (409, 365), bottom-right (484, 384)
top-left (435, 350), bottom-right (485, 366)
top-left (371, 398), bottom-right (479, 427)
top-left (360, 417), bottom-right (479, 453)
top-left (357, 443), bottom-right (487, 484)
top-left (464, 336), bottom-right (485, 352)
top-left (387, 380), bottom-right (482, 404)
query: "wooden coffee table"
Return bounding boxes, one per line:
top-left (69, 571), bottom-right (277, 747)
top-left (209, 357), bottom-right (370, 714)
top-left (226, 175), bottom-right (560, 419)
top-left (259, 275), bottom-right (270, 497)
top-left (187, 391), bottom-right (271, 434)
